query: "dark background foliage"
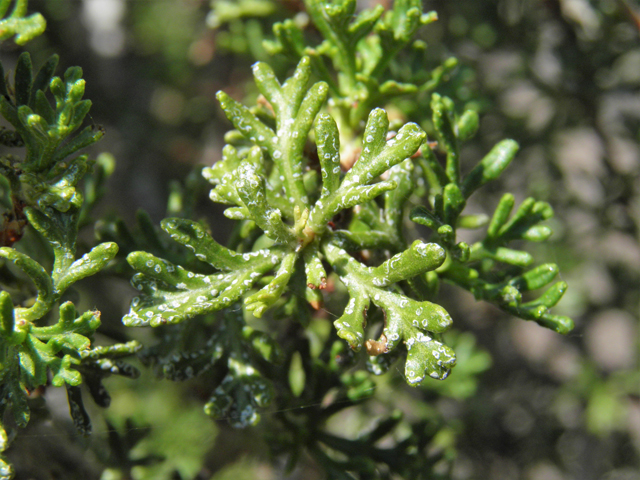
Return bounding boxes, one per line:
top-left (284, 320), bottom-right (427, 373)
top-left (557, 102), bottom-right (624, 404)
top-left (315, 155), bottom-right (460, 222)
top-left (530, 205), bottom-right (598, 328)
top-left (1, 0), bottom-right (638, 479)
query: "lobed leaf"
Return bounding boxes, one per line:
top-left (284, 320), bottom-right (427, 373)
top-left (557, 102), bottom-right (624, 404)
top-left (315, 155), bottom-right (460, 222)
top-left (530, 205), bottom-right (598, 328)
top-left (124, 244), bottom-right (287, 327)
top-left (404, 335), bottom-right (456, 384)
top-left (55, 242), bottom-right (118, 294)
top-left (0, 1), bottom-right (45, 45)
top-left (309, 109), bottom-right (425, 232)
top-left (344, 110), bottom-right (425, 189)
top-left (323, 242), bottom-right (454, 382)
top-left (218, 57), bottom-right (328, 210)
top-left (162, 217), bottom-right (246, 270)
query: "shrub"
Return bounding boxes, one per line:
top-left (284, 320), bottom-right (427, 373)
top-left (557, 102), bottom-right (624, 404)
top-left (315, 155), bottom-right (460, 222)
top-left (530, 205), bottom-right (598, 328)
top-left (0, 1), bottom-right (577, 478)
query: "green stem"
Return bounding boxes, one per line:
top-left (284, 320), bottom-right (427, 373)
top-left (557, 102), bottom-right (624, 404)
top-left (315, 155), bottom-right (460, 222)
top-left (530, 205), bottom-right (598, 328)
top-left (304, 0), bottom-right (358, 94)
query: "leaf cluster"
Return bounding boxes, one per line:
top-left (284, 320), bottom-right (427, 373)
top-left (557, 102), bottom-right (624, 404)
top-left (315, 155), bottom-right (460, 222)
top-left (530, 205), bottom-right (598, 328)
top-left (410, 94), bottom-right (573, 334)
top-left (0, 50), bottom-right (136, 478)
top-left (124, 4), bottom-right (573, 463)
top-left (264, 0), bottom-right (455, 130)
top-left (0, 0), bottom-right (577, 478)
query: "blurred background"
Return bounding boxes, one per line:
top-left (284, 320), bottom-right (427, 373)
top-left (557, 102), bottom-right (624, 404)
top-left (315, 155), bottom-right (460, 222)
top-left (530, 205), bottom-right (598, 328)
top-left (1, 0), bottom-right (638, 479)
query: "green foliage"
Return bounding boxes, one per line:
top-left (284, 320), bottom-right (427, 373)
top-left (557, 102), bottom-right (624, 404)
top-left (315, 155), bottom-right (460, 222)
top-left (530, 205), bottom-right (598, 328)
top-left (0, 52), bottom-right (104, 212)
top-left (0, 0), bottom-right (45, 45)
top-left (137, 307), bottom-right (281, 427)
top-left (0, 46), bottom-right (136, 480)
top-left (126, 53), bottom-right (471, 388)
top-left (409, 93), bottom-right (573, 335)
top-left (264, 0), bottom-right (455, 131)
top-left (124, 2), bottom-right (573, 459)
top-left (0, 0), bottom-right (589, 478)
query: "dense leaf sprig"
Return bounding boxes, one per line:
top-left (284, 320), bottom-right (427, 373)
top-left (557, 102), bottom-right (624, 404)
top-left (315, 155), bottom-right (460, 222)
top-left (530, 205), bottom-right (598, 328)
top-left (0, 50), bottom-right (136, 479)
top-left (126, 0), bottom-right (572, 413)
top-left (0, 0), bottom-right (577, 478)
